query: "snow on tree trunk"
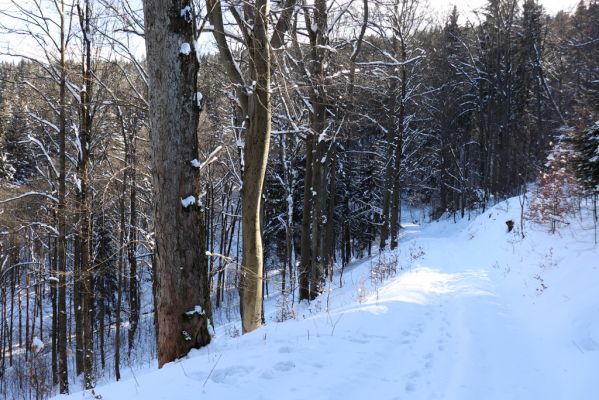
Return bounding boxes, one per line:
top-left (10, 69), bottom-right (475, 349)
top-left (143, 0), bottom-right (211, 367)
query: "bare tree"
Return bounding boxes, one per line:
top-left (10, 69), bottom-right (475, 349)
top-left (207, 0), bottom-right (295, 333)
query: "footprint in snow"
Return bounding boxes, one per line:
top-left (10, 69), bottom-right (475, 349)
top-left (211, 365), bottom-right (255, 384)
top-left (279, 346), bottom-right (292, 354)
top-left (405, 382), bottom-right (416, 392)
top-left (273, 361), bottom-right (296, 372)
top-left (260, 370), bottom-right (274, 380)
top-left (408, 370), bottom-right (421, 379)
top-left (363, 333), bottom-right (388, 340)
top-left (576, 336), bottom-right (599, 352)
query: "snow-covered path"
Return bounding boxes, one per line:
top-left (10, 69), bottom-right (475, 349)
top-left (54, 198), bottom-right (599, 400)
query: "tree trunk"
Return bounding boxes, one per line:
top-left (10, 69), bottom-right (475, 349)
top-left (239, 0), bottom-right (271, 333)
top-left (324, 148), bottom-right (336, 280)
top-left (50, 234), bottom-right (57, 386)
top-left (299, 134), bottom-right (314, 301)
top-left (127, 127), bottom-right (139, 355)
top-left (115, 105), bottom-right (128, 381)
top-left (390, 44), bottom-right (406, 250)
top-left (143, 0), bottom-right (211, 367)
top-left (57, 0), bottom-right (69, 392)
top-left (309, 136), bottom-right (325, 299)
top-left (78, 1), bottom-right (94, 386)
top-left (380, 77), bottom-right (397, 250)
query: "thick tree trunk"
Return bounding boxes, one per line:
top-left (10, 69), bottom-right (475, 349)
top-left (143, 0), bottom-right (211, 367)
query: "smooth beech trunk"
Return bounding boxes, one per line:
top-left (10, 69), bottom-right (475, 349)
top-left (239, 0), bottom-right (271, 333)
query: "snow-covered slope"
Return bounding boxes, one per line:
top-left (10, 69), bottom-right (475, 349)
top-left (53, 197), bottom-right (599, 400)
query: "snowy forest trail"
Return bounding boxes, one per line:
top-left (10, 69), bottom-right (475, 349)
top-left (53, 198), bottom-right (599, 400)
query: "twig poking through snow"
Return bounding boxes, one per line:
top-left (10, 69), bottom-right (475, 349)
top-left (203, 354), bottom-right (223, 388)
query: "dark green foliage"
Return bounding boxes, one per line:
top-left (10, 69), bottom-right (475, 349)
top-left (571, 122), bottom-right (599, 194)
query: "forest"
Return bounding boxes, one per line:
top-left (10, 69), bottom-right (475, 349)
top-left (0, 0), bottom-right (597, 398)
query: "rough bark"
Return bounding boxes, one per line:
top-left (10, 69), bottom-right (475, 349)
top-left (143, 0), bottom-right (211, 367)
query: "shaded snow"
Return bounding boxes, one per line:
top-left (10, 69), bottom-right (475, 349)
top-left (31, 337), bottom-right (44, 353)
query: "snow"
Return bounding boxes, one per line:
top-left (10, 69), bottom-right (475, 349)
top-left (180, 42), bottom-right (191, 56)
top-left (31, 337), bottom-right (44, 353)
top-left (52, 197), bottom-right (599, 400)
top-left (185, 305), bottom-right (206, 316)
top-left (316, 44), bottom-right (337, 53)
top-left (181, 195), bottom-right (196, 208)
top-left (180, 5), bottom-right (192, 23)
top-left (194, 92), bottom-right (203, 108)
top-left (74, 175), bottom-right (81, 192)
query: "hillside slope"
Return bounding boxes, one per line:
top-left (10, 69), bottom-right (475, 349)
top-left (54, 197), bottom-right (599, 400)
